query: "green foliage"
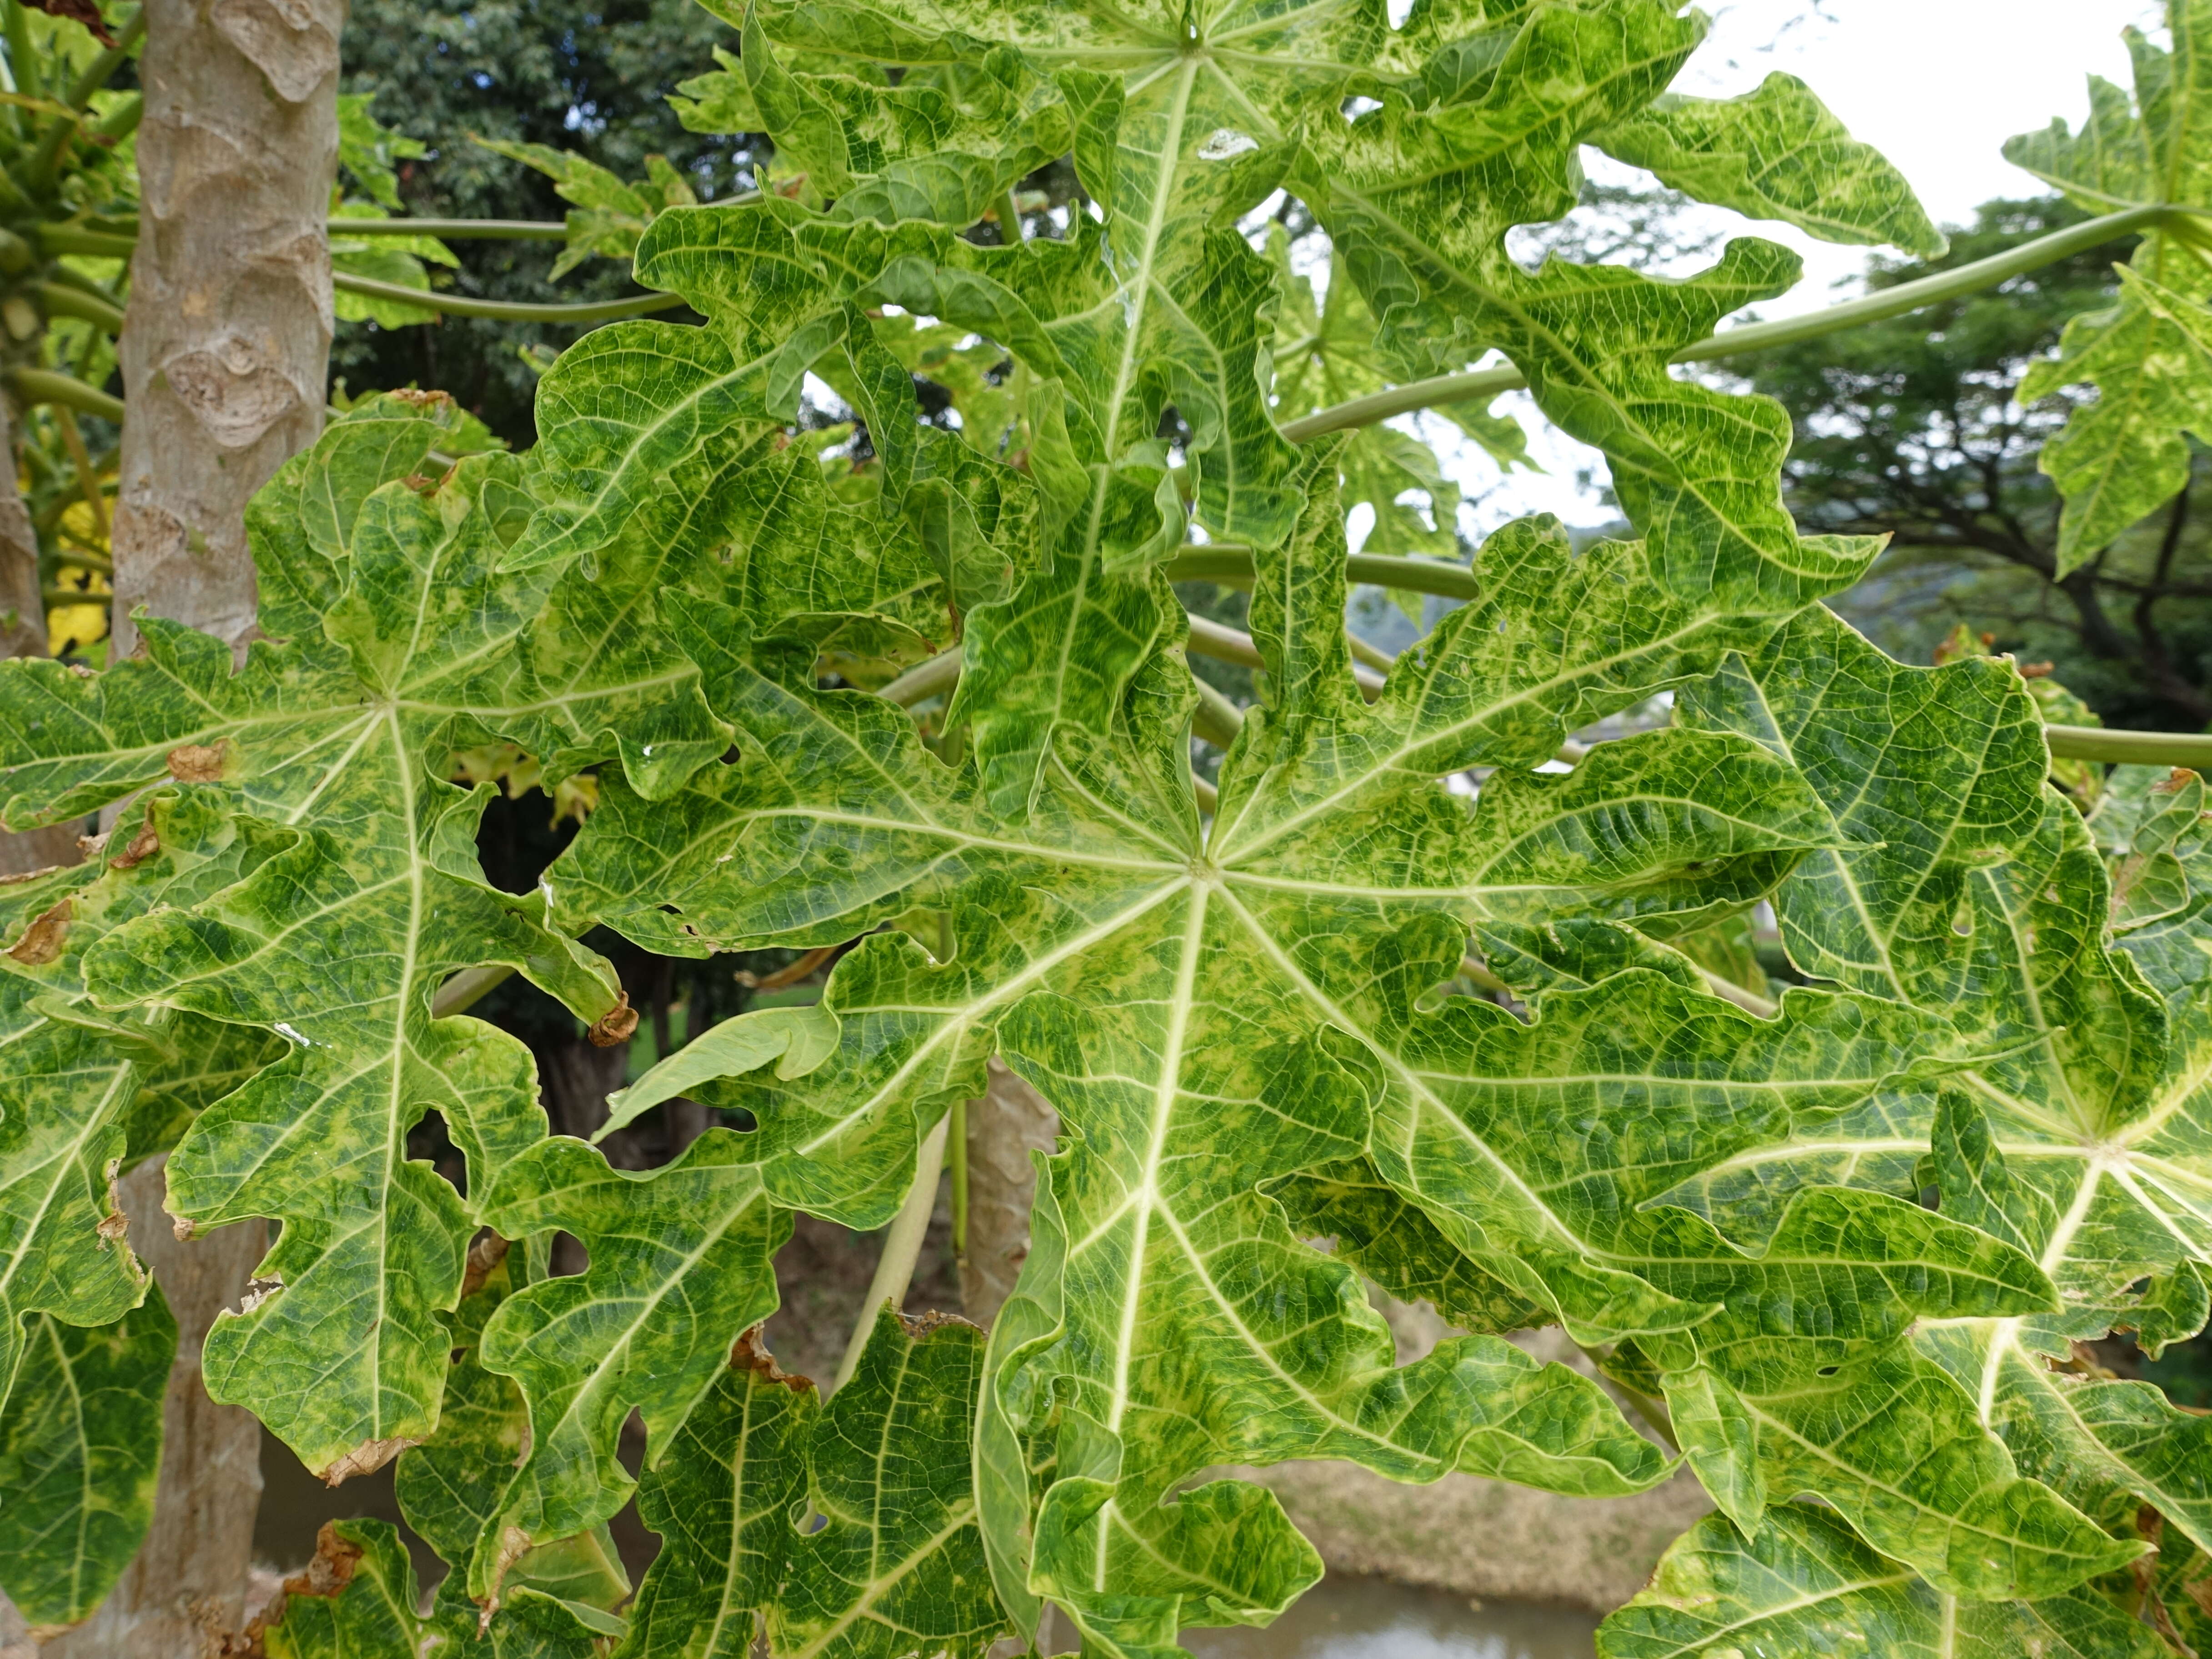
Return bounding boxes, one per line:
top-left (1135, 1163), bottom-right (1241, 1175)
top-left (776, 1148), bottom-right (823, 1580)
top-left (1604, 1504), bottom-right (2170, 1659)
top-left (335, 0), bottom-right (758, 438)
top-left (623, 1309), bottom-right (1007, 1659)
top-left (2008, 5), bottom-right (2212, 572)
top-left (15, 2), bottom-right (2212, 1656)
top-left (1264, 224), bottom-right (1527, 620)
top-left (0, 0), bottom-right (138, 650)
top-left (1733, 194), bottom-right (2212, 732)
top-left (0, 1291), bottom-right (172, 1631)
top-left (473, 137), bottom-right (700, 279)
top-left (331, 93), bottom-right (461, 329)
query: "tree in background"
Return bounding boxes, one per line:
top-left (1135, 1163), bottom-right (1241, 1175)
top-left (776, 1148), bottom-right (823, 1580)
top-left (1732, 197), bottom-right (2212, 730)
top-left (333, 0), bottom-right (757, 443)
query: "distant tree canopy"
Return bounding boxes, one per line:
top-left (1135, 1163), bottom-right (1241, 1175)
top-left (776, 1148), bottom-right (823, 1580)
top-left (1734, 197), bottom-right (2212, 730)
top-left (335, 0), bottom-right (756, 443)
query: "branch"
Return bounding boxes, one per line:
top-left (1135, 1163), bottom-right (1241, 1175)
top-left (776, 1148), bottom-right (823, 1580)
top-left (331, 271), bottom-right (689, 323)
top-left (429, 964), bottom-right (514, 1018)
top-left (879, 649), bottom-right (961, 708)
top-left (6, 367), bottom-right (123, 422)
top-left (34, 226), bottom-right (135, 259)
top-left (1694, 965), bottom-right (1780, 1018)
top-left (1186, 611), bottom-right (1387, 699)
top-left (51, 403), bottom-right (107, 543)
top-left (2057, 566), bottom-right (2144, 663)
top-left (1162, 546), bottom-right (1482, 603)
top-left (65, 5), bottom-right (145, 110)
top-left (38, 281), bottom-right (122, 334)
top-left (2046, 725), bottom-right (2212, 767)
top-left (1278, 201), bottom-right (2182, 442)
top-left (948, 1096), bottom-right (969, 1259)
top-left (1190, 673), bottom-right (1244, 748)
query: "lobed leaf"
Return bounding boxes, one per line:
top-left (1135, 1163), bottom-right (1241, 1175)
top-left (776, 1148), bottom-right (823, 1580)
top-left (552, 466), bottom-right (1880, 1647)
top-left (0, 403), bottom-right (727, 1483)
top-left (1599, 1503), bottom-right (2167, 1659)
top-left (468, 1132), bottom-right (788, 1603)
top-left (2005, 2), bottom-right (2212, 568)
top-left (0, 1292), bottom-right (173, 1632)
top-left (622, 1309), bottom-right (1010, 1659)
top-left (1594, 72), bottom-right (1945, 255)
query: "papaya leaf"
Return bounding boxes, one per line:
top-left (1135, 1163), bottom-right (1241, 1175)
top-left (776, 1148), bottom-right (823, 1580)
top-left (619, 1330), bottom-right (814, 1659)
top-left (338, 90), bottom-right (430, 210)
top-left (2006, 2), bottom-right (2212, 570)
top-left (18, 1), bottom-right (2199, 1649)
top-left (0, 1290), bottom-right (173, 1632)
top-left (475, 136), bottom-right (698, 278)
top-left (1599, 1503), bottom-right (2167, 1659)
top-left (393, 1234), bottom-right (633, 1627)
top-left (330, 201), bottom-right (455, 329)
top-left (245, 1517), bottom-right (616, 1659)
top-left (1264, 230), bottom-right (1513, 624)
top-left (1655, 608), bottom-right (2212, 1594)
top-left (623, 1309), bottom-right (1010, 1659)
top-left (467, 1132), bottom-right (787, 1603)
top-left (0, 788), bottom-right (286, 1414)
top-left (1293, 2), bottom-right (1893, 611)
top-left (670, 47), bottom-right (764, 138)
top-left (1267, 1158), bottom-right (1548, 1337)
top-left (1593, 72), bottom-right (1945, 256)
top-left (0, 401), bottom-right (730, 1483)
top-left (553, 461), bottom-right (1890, 1646)
top-left (734, 9), bottom-right (1069, 227)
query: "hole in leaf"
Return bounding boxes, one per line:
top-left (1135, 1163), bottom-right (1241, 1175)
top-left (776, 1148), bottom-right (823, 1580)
top-left (407, 1108), bottom-right (466, 1198)
top-left (551, 1232), bottom-right (589, 1278)
top-left (1816, 1365), bottom-right (1839, 1377)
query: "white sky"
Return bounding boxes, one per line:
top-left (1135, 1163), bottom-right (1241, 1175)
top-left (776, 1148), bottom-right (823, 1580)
top-left (1403, 0), bottom-right (2167, 541)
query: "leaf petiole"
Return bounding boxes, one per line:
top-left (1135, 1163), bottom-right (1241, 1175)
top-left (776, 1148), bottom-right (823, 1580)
top-left (331, 271), bottom-right (689, 323)
top-left (830, 1112), bottom-right (950, 1395)
top-left (1279, 201), bottom-right (2192, 441)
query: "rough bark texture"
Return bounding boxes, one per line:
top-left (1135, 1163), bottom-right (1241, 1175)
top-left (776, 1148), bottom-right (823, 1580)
top-left (0, 400), bottom-right (85, 875)
top-left (46, 1164), bottom-right (267, 1659)
top-left (957, 1058), bottom-right (1059, 1325)
top-left (110, 0), bottom-right (345, 663)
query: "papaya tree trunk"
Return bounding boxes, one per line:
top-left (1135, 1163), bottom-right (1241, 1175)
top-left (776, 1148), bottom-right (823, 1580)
top-left (52, 1), bottom-right (347, 1652)
top-left (958, 1059), bottom-right (1059, 1326)
top-left (107, 0), bottom-right (345, 665)
top-left (0, 400), bottom-right (82, 875)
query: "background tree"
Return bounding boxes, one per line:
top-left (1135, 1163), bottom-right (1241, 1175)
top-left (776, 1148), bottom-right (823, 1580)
top-left (333, 0), bottom-right (757, 443)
